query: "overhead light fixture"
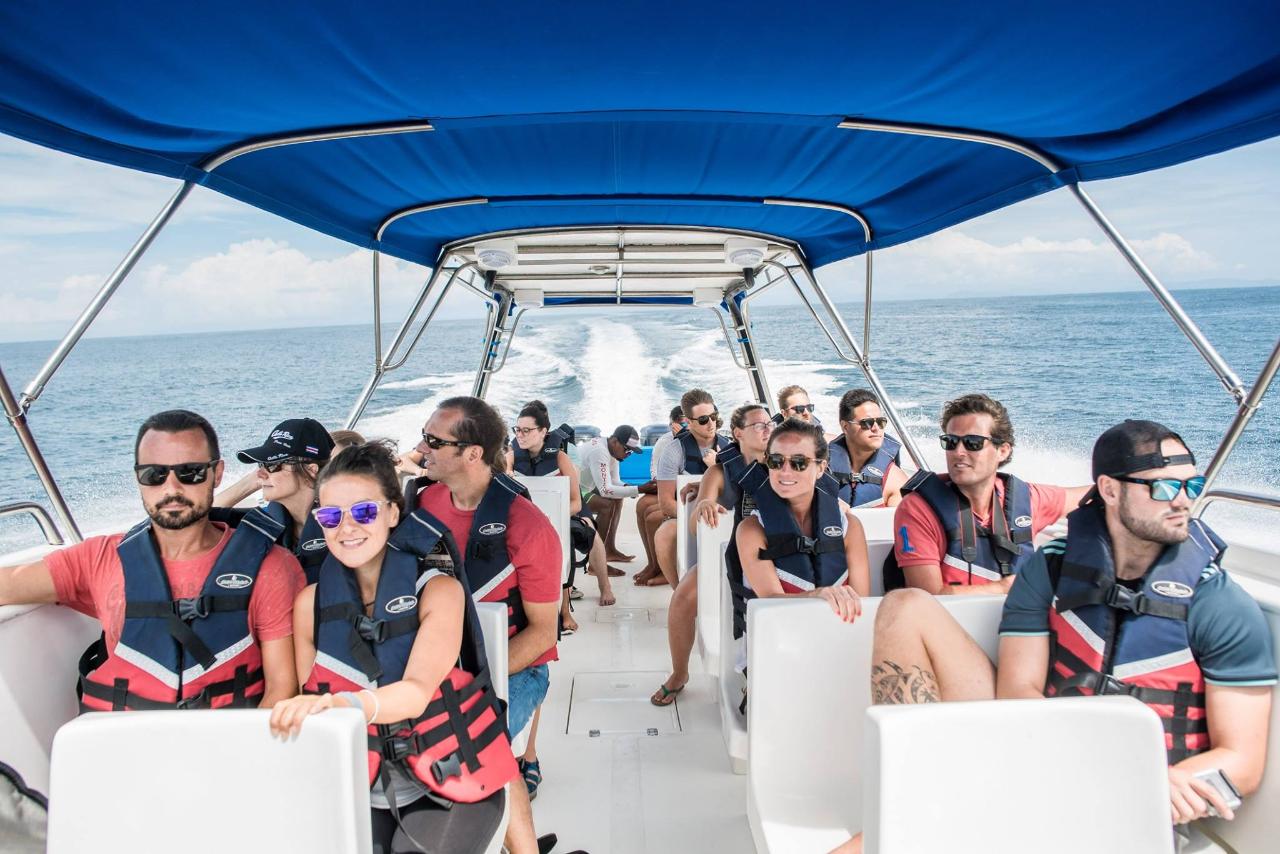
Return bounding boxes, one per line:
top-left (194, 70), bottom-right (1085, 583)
top-left (724, 237), bottom-right (767, 268)
top-left (692, 287), bottom-right (723, 308)
top-left (475, 239), bottom-right (517, 271)
top-left (514, 288), bottom-right (544, 308)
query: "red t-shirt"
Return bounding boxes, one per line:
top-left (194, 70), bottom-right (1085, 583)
top-left (893, 476), bottom-right (1066, 570)
top-left (46, 522), bottom-right (304, 653)
top-left (418, 483), bottom-right (561, 667)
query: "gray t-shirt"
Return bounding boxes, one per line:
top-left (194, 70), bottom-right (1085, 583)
top-left (650, 431), bottom-right (676, 479)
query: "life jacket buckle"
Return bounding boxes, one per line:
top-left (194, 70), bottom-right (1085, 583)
top-left (176, 687), bottom-right (210, 709)
top-left (381, 734), bottom-right (415, 763)
top-left (174, 596), bottom-right (210, 622)
top-left (431, 752), bottom-right (465, 784)
top-left (1096, 674), bottom-right (1139, 697)
top-left (1103, 584), bottom-right (1140, 614)
top-left (796, 536), bottom-right (818, 554)
top-left (354, 615), bottom-right (388, 643)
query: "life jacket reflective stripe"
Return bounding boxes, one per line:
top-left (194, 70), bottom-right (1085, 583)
top-left (78, 508), bottom-right (284, 712)
top-left (720, 443), bottom-right (769, 639)
top-left (828, 435), bottom-right (901, 507)
top-left (673, 428), bottom-right (729, 475)
top-left (465, 473), bottom-right (532, 637)
top-left (511, 423), bottom-right (574, 477)
top-left (899, 471), bottom-right (1035, 586)
top-left (304, 509), bottom-right (518, 805)
top-left (1046, 503), bottom-right (1220, 764)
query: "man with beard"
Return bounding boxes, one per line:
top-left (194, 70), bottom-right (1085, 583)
top-left (831, 421), bottom-right (1275, 852)
top-left (0, 409), bottom-right (304, 710)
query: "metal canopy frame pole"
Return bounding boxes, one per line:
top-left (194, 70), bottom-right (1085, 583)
top-left (1194, 336), bottom-right (1280, 517)
top-left (472, 275), bottom-right (513, 399)
top-left (0, 364), bottom-right (80, 543)
top-left (726, 271), bottom-right (773, 408)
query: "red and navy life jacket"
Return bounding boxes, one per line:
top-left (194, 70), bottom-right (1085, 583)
top-left (674, 428), bottom-right (730, 475)
top-left (303, 509), bottom-right (518, 805)
top-left (731, 473), bottom-right (848, 638)
top-left (462, 473), bottom-right (533, 636)
top-left (210, 502), bottom-right (329, 584)
top-left (717, 443), bottom-right (773, 639)
top-left (1046, 502), bottom-right (1222, 764)
top-left (884, 471), bottom-right (1035, 590)
top-left (511, 423), bottom-right (574, 477)
top-left (828, 434), bottom-right (901, 507)
top-left (77, 508), bottom-right (285, 712)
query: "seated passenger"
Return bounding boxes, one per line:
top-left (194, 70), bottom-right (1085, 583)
top-left (839, 421), bottom-right (1275, 850)
top-left (410, 396), bottom-right (561, 853)
top-left (652, 403), bottom-right (773, 706)
top-left (829, 389), bottom-right (907, 507)
top-left (580, 425), bottom-right (643, 564)
top-left (0, 409), bottom-right (303, 710)
top-left (776, 383), bottom-right (838, 441)
top-left (214, 417), bottom-right (337, 584)
top-left (735, 418), bottom-right (871, 653)
top-left (328, 428), bottom-right (366, 452)
top-left (889, 393), bottom-right (1089, 594)
top-left (269, 441), bottom-right (517, 854)
top-left (634, 406), bottom-right (686, 580)
top-left (646, 389), bottom-right (730, 587)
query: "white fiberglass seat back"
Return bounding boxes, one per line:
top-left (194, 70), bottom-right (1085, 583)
top-left (746, 596), bottom-right (1005, 854)
top-left (849, 506), bottom-right (895, 597)
top-left (511, 474), bottom-right (571, 586)
top-left (695, 518), bottom-right (733, 679)
top-left (675, 474), bottom-right (702, 581)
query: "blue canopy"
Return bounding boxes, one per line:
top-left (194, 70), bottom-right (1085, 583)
top-left (2, 1), bottom-right (1278, 269)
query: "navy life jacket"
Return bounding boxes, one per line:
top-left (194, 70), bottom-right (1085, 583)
top-left (883, 471), bottom-right (1035, 591)
top-left (209, 503), bottom-right (329, 584)
top-left (1046, 503), bottom-right (1222, 764)
top-left (463, 473), bottom-right (533, 637)
top-left (730, 473), bottom-right (848, 638)
top-left (78, 508), bottom-right (285, 712)
top-left (304, 509), bottom-right (518, 805)
top-left (673, 428), bottom-right (730, 475)
top-left (719, 443), bottom-right (770, 639)
top-left (511, 423), bottom-right (575, 477)
top-left (828, 434), bottom-right (901, 507)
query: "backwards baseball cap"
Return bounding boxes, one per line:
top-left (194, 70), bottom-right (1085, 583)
top-left (237, 417), bottom-right (335, 464)
top-left (611, 424), bottom-right (643, 455)
top-left (1080, 419), bottom-right (1196, 505)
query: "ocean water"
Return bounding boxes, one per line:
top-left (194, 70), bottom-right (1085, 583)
top-left (0, 286), bottom-right (1276, 554)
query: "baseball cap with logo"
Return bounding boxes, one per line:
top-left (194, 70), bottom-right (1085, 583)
top-left (1081, 419), bottom-right (1195, 504)
top-left (237, 417), bottom-right (336, 464)
top-left (611, 424), bottom-right (643, 455)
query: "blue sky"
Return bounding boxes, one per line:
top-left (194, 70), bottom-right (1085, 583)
top-left (1, 133), bottom-right (1277, 343)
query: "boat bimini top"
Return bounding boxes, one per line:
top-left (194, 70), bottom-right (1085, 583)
top-left (1, 0), bottom-right (1279, 546)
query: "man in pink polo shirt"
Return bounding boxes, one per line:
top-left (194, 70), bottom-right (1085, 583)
top-left (890, 394), bottom-right (1090, 595)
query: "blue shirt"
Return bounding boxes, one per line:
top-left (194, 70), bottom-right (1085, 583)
top-left (1000, 540), bottom-right (1278, 687)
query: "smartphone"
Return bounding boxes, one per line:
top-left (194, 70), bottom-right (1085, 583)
top-left (1193, 768), bottom-right (1242, 817)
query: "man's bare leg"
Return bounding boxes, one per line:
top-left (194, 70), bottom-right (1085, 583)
top-left (504, 778), bottom-right (538, 853)
top-left (588, 533), bottom-right (616, 605)
top-left (651, 518), bottom-right (679, 587)
top-left (634, 494), bottom-right (658, 577)
top-left (870, 588), bottom-right (996, 704)
top-left (635, 504), bottom-right (669, 584)
top-left (589, 495), bottom-right (623, 558)
top-left (559, 588), bottom-right (578, 632)
top-left (654, 565), bottom-right (697, 698)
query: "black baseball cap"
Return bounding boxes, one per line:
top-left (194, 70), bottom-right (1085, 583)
top-left (1082, 419), bottom-right (1195, 504)
top-left (610, 424), bottom-right (643, 455)
top-left (237, 418), bottom-right (335, 464)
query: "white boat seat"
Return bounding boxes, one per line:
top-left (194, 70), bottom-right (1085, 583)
top-left (717, 540), bottom-right (748, 774)
top-left (862, 696), bottom-right (1172, 853)
top-left (675, 474), bottom-right (703, 581)
top-left (746, 595), bottom-right (1004, 854)
top-left (695, 517), bottom-right (733, 679)
top-left (48, 708), bottom-right (374, 854)
top-left (475, 602), bottom-right (515, 852)
top-left (0, 603), bottom-right (101, 797)
top-left (850, 506), bottom-right (895, 597)
top-left (511, 474), bottom-right (571, 586)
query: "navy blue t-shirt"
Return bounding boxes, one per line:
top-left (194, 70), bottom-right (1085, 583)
top-left (1000, 539), bottom-right (1278, 687)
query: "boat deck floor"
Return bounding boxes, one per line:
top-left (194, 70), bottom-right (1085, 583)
top-left (529, 501), bottom-right (752, 854)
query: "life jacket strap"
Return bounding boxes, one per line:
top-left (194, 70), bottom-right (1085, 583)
top-left (1054, 582), bottom-right (1190, 622)
top-left (316, 601), bottom-right (419, 681)
top-left (1052, 669), bottom-right (1205, 709)
top-left (78, 663), bottom-right (263, 712)
top-left (758, 535), bottom-right (842, 562)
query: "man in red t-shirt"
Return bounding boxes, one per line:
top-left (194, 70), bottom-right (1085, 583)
top-left (893, 394), bottom-right (1090, 595)
top-left (413, 396), bottom-right (560, 854)
top-left (0, 409), bottom-right (304, 709)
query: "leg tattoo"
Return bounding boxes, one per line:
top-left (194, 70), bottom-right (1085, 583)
top-left (870, 660), bottom-right (941, 705)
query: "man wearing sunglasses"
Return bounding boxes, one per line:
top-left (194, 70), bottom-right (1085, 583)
top-left (829, 388), bottom-right (907, 507)
top-left (643, 388), bottom-right (730, 587)
top-left (853, 420), bottom-right (1275, 841)
top-left (0, 409), bottom-right (305, 711)
top-left (889, 393), bottom-right (1090, 595)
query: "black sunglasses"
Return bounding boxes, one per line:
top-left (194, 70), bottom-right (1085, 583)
top-left (939, 433), bottom-right (1001, 452)
top-left (134, 461), bottom-right (218, 487)
top-left (258, 458), bottom-right (308, 474)
top-left (689, 411), bottom-right (719, 426)
top-left (764, 453), bottom-right (816, 472)
top-left (853, 417), bottom-right (888, 431)
top-left (421, 430), bottom-right (471, 450)
top-left (787, 403), bottom-right (816, 415)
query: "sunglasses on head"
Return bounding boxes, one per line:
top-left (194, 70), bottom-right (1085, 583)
top-left (764, 453), bottom-right (816, 472)
top-left (1110, 475), bottom-right (1206, 502)
top-left (421, 430), bottom-right (471, 450)
top-left (258, 458), bottom-right (307, 474)
top-left (312, 500), bottom-right (387, 529)
top-left (788, 403), bottom-right (816, 415)
top-left (689, 411), bottom-right (719, 426)
top-left (939, 433), bottom-right (1000, 452)
top-left (133, 461), bottom-right (218, 487)
top-left (853, 417), bottom-right (888, 431)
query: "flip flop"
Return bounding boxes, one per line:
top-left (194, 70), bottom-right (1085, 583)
top-left (523, 759), bottom-right (543, 800)
top-left (650, 682), bottom-right (686, 707)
